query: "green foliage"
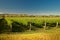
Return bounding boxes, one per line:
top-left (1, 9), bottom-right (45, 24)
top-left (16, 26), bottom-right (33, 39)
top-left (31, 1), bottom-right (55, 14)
top-left (30, 22), bottom-right (44, 28)
top-left (46, 22), bottom-right (56, 27)
top-left (11, 20), bottom-right (28, 32)
top-left (0, 18), bottom-right (10, 33)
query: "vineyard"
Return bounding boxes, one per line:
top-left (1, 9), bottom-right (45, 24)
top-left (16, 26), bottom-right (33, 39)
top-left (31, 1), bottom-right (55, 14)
top-left (0, 16), bottom-right (60, 40)
top-left (0, 16), bottom-right (60, 33)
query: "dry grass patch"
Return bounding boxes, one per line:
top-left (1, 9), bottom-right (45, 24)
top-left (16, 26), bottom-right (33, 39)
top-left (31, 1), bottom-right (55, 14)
top-left (0, 33), bottom-right (60, 40)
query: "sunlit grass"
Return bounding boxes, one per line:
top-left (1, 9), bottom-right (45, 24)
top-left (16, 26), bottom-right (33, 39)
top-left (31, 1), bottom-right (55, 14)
top-left (0, 27), bottom-right (60, 40)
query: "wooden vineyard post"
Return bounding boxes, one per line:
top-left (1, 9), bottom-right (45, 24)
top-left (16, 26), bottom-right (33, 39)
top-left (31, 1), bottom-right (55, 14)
top-left (43, 22), bottom-right (46, 30)
top-left (28, 22), bottom-right (32, 31)
top-left (56, 22), bottom-right (58, 27)
top-left (29, 23), bottom-right (31, 31)
top-left (10, 24), bottom-right (12, 32)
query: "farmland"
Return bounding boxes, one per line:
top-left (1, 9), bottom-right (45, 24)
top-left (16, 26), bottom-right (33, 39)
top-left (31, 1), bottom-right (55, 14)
top-left (0, 16), bottom-right (60, 40)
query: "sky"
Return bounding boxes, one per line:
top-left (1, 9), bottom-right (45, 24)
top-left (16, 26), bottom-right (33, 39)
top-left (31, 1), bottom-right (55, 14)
top-left (0, 0), bottom-right (60, 15)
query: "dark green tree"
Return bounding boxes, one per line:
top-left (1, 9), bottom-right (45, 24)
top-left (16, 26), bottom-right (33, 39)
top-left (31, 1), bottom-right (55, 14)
top-left (0, 16), bottom-right (10, 33)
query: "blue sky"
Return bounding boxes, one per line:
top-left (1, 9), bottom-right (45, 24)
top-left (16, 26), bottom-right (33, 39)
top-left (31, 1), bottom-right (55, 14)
top-left (0, 0), bottom-right (60, 15)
